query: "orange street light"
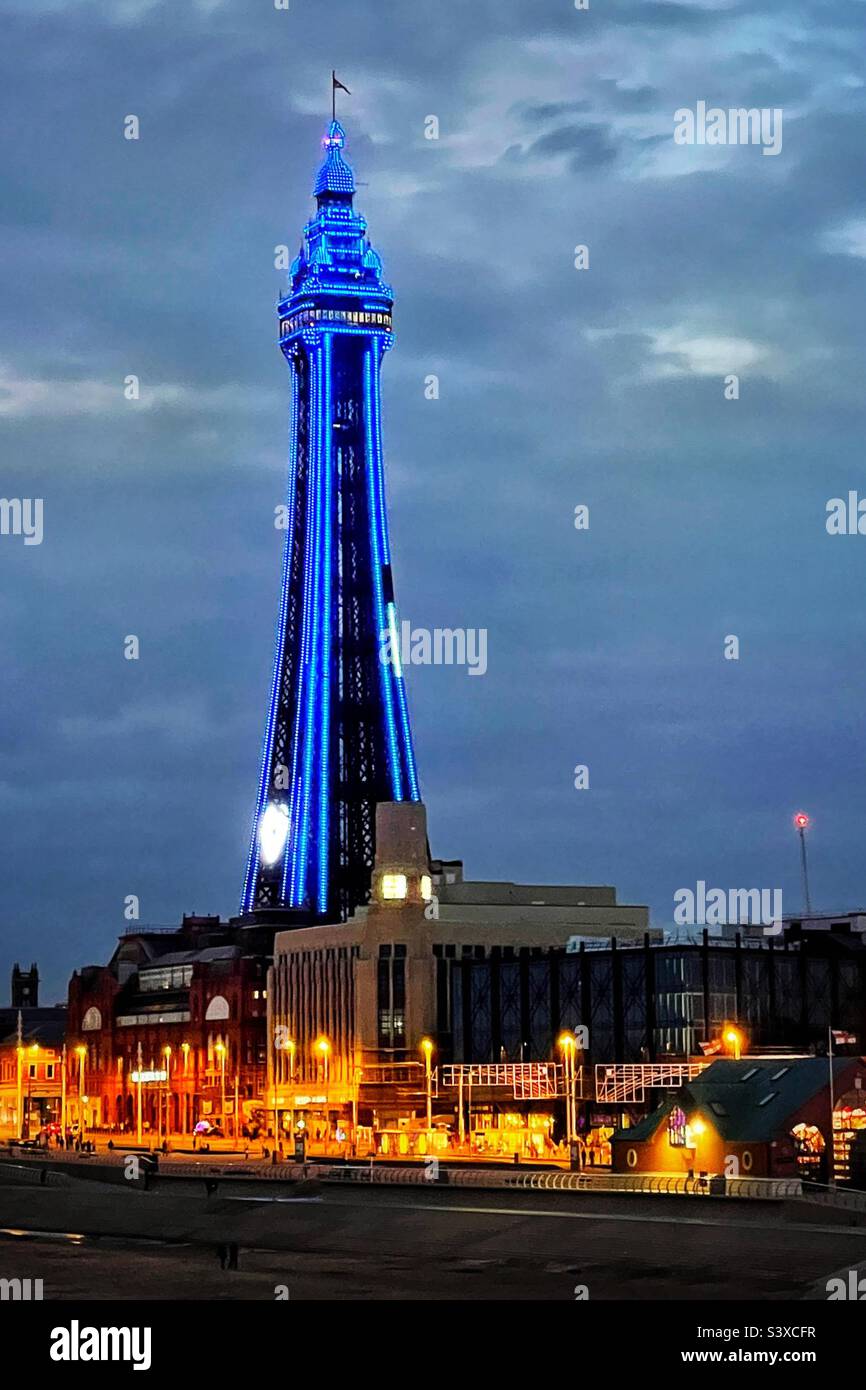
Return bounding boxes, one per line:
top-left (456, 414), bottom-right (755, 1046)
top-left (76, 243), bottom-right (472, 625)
top-left (724, 1028), bottom-right (742, 1061)
top-left (558, 1033), bottom-right (578, 1144)
top-left (315, 1036), bottom-right (331, 1084)
top-left (420, 1039), bottom-right (434, 1133)
top-left (215, 1041), bottom-right (227, 1127)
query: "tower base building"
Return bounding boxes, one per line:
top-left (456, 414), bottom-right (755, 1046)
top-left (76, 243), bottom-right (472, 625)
top-left (267, 802), bottom-right (651, 1155)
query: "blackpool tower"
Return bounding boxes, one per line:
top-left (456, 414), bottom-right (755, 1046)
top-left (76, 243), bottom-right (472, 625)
top-left (241, 118), bottom-right (421, 924)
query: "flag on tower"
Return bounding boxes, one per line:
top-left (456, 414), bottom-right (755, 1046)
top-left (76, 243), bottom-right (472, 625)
top-left (332, 71), bottom-right (350, 119)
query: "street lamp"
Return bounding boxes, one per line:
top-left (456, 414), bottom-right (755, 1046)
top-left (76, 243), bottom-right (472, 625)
top-left (24, 1044), bottom-right (40, 1141)
top-left (215, 1041), bottom-right (226, 1131)
top-left (163, 1046), bottom-right (172, 1142)
top-left (76, 1045), bottom-right (87, 1143)
top-left (794, 812), bottom-right (813, 915)
top-left (60, 1042), bottom-right (67, 1141)
top-left (315, 1036), bottom-right (331, 1085)
top-left (420, 1038), bottom-right (434, 1136)
top-left (724, 1028), bottom-right (742, 1061)
top-left (558, 1032), bottom-right (577, 1146)
top-left (181, 1042), bottom-right (190, 1135)
top-left (272, 1031), bottom-right (293, 1147)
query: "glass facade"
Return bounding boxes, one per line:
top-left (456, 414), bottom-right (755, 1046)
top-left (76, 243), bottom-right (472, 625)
top-left (444, 936), bottom-right (866, 1064)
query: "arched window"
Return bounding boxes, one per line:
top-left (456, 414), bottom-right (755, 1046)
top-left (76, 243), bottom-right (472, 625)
top-left (205, 995), bottom-right (230, 1022)
top-left (82, 1007), bottom-right (102, 1032)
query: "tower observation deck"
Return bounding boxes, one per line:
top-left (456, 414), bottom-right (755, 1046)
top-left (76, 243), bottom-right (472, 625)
top-left (241, 120), bottom-right (421, 924)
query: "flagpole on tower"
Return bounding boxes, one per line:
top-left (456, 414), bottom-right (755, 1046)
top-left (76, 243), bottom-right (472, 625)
top-left (331, 70), bottom-right (350, 123)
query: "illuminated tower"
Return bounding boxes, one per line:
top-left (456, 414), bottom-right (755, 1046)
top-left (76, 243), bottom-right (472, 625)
top-left (242, 119), bottom-right (421, 923)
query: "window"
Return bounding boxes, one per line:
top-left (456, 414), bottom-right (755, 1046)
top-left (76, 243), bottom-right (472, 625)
top-left (668, 1107), bottom-right (687, 1147)
top-left (138, 965), bottom-right (193, 992)
top-left (46, 1064), bottom-right (55, 1080)
top-left (378, 945), bottom-right (406, 1049)
top-left (769, 1067), bottom-right (790, 1081)
top-left (382, 873), bottom-right (407, 900)
top-left (757, 1092), bottom-right (779, 1107)
top-left (740, 1067), bottom-right (759, 1082)
top-left (709, 1101), bottom-right (727, 1117)
top-left (29, 1064), bottom-right (37, 1079)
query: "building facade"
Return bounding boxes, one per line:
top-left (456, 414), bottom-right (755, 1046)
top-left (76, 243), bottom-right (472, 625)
top-left (0, 968), bottom-right (66, 1136)
top-left (66, 917), bottom-right (271, 1136)
top-left (267, 801), bottom-right (650, 1153)
top-left (449, 926), bottom-right (866, 1066)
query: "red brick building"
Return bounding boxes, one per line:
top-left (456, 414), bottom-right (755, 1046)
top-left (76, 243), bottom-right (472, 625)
top-left (66, 915), bottom-right (272, 1137)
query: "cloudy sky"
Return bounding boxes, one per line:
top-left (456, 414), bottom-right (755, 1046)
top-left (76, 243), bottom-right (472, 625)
top-left (2, 0), bottom-right (865, 1001)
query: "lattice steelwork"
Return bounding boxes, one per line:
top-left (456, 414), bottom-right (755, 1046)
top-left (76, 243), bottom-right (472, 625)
top-left (594, 1062), bottom-right (708, 1105)
top-left (242, 121), bottom-right (420, 922)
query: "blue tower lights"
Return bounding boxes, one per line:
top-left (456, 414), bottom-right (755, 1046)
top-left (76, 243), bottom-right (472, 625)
top-left (242, 118), bottom-right (420, 922)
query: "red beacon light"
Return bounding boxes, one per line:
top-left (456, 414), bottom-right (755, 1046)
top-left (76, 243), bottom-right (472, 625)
top-left (794, 812), bottom-right (810, 830)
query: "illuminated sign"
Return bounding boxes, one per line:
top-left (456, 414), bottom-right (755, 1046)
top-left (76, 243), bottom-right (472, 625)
top-left (131, 1070), bottom-right (167, 1084)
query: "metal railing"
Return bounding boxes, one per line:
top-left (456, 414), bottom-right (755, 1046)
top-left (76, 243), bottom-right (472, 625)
top-left (802, 1182), bottom-right (866, 1213)
top-left (0, 1151), bottom-right (814, 1201)
top-left (0, 1161), bottom-right (73, 1187)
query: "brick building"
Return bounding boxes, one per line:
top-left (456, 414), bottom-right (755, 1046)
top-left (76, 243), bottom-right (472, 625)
top-left (66, 916), bottom-right (272, 1137)
top-left (0, 966), bottom-right (66, 1135)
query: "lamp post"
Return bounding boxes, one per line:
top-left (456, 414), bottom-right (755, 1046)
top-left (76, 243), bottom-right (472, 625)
top-left (420, 1038), bottom-right (434, 1137)
top-left (60, 1042), bottom-right (67, 1141)
top-left (215, 1041), bottom-right (227, 1131)
top-left (286, 1038), bottom-right (296, 1145)
top-left (26, 1044), bottom-right (41, 1137)
top-left (558, 1033), bottom-right (576, 1146)
top-left (163, 1046), bottom-right (172, 1141)
top-left (316, 1037), bottom-right (330, 1085)
top-left (15, 1048), bottom-right (24, 1142)
top-left (351, 1064), bottom-right (362, 1156)
top-left (794, 812), bottom-right (813, 915)
top-left (724, 1028), bottom-right (742, 1061)
top-left (136, 1041), bottom-right (143, 1144)
top-left (76, 1045), bottom-right (87, 1144)
top-left (272, 1031), bottom-right (281, 1148)
top-left (181, 1042), bottom-right (190, 1135)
